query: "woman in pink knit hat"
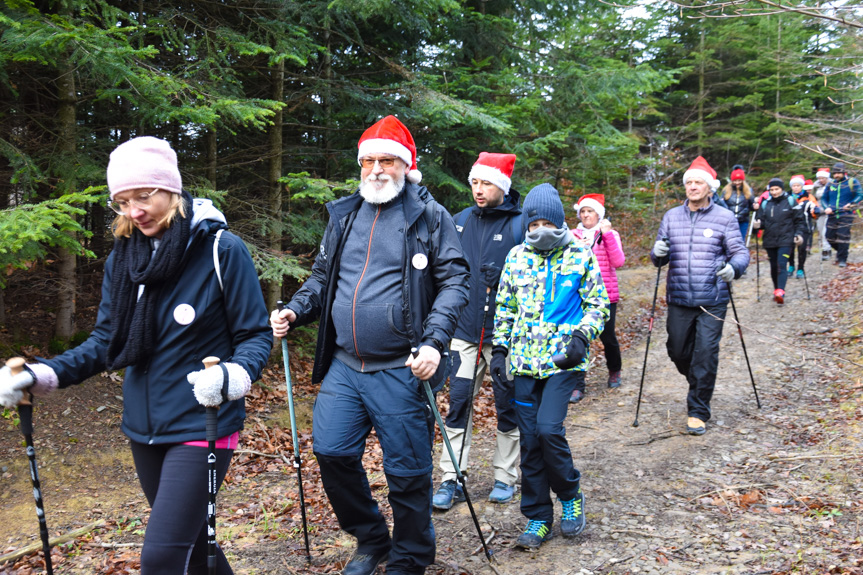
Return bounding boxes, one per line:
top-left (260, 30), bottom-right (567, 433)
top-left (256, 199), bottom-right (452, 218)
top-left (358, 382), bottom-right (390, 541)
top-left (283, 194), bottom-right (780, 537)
top-left (570, 194), bottom-right (626, 401)
top-left (0, 136), bottom-right (272, 573)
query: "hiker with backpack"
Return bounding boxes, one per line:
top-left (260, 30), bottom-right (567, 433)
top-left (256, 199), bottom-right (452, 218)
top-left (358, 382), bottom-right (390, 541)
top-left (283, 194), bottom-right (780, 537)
top-left (753, 177), bottom-right (806, 304)
top-left (821, 162), bottom-right (863, 267)
top-left (0, 136), bottom-right (273, 574)
top-left (270, 116), bottom-right (469, 575)
top-left (570, 193), bottom-right (625, 401)
top-left (432, 152), bottom-right (523, 511)
top-left (492, 183), bottom-right (609, 550)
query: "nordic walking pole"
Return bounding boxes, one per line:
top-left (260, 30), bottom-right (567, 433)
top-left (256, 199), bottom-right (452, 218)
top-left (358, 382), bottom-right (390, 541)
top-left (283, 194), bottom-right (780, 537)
top-left (457, 286), bottom-right (491, 470)
top-left (803, 266), bottom-right (811, 300)
top-left (723, 279), bottom-right (761, 409)
top-left (276, 301), bottom-right (311, 562)
top-left (412, 348), bottom-right (502, 575)
top-left (633, 255), bottom-right (663, 428)
top-left (201, 356), bottom-right (223, 575)
top-left (7, 358), bottom-right (54, 575)
top-left (745, 212), bottom-right (755, 248)
top-left (755, 230), bottom-right (761, 302)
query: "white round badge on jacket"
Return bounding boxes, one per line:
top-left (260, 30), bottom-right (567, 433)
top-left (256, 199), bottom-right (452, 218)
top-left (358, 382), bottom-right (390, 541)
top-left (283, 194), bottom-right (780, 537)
top-left (412, 253), bottom-right (429, 270)
top-left (173, 303), bottom-right (196, 326)
top-left (703, 228), bottom-right (714, 238)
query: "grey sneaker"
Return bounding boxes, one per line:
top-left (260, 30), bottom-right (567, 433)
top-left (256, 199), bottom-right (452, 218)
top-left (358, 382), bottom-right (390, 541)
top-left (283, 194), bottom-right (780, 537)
top-left (560, 490), bottom-right (586, 537)
top-left (432, 479), bottom-right (465, 510)
top-left (488, 480), bottom-right (515, 503)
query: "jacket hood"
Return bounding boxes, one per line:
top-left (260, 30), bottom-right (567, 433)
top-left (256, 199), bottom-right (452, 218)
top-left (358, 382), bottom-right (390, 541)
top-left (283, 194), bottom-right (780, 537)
top-left (191, 198), bottom-right (228, 232)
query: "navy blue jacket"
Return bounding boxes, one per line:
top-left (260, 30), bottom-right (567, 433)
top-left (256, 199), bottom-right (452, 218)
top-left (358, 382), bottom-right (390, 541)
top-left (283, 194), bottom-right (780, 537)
top-left (452, 191), bottom-right (523, 345)
top-left (651, 198), bottom-right (750, 307)
top-left (286, 183), bottom-right (470, 388)
top-left (756, 193), bottom-right (806, 249)
top-left (822, 177), bottom-right (863, 212)
top-left (42, 200), bottom-right (273, 444)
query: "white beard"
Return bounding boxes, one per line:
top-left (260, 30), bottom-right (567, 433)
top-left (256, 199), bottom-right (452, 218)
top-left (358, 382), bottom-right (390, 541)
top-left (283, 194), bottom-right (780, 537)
top-left (360, 172), bottom-right (404, 204)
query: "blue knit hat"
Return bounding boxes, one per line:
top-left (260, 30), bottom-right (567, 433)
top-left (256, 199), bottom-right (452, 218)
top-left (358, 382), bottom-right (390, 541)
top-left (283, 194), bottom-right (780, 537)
top-left (523, 183), bottom-right (565, 229)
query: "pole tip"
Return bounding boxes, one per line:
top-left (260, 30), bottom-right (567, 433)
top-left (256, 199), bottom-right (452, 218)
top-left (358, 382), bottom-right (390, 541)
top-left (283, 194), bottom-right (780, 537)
top-left (632, 420), bottom-right (640, 428)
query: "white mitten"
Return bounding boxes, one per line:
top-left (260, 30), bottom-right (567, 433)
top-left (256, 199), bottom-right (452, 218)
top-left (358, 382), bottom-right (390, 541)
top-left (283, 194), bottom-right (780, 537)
top-left (187, 362), bottom-right (251, 408)
top-left (0, 365), bottom-right (34, 408)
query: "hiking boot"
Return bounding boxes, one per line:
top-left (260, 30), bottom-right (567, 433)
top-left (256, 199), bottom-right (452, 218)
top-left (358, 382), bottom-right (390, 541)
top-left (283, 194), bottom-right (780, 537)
top-left (515, 520), bottom-right (553, 550)
top-left (560, 490), bottom-right (586, 537)
top-left (607, 371), bottom-right (622, 389)
top-left (687, 417), bottom-right (706, 436)
top-left (569, 389), bottom-right (584, 403)
top-left (788, 263), bottom-right (795, 274)
top-left (822, 250), bottom-right (831, 261)
top-left (839, 261), bottom-right (848, 268)
top-left (342, 548), bottom-right (389, 575)
top-left (488, 480), bottom-right (516, 503)
top-left (432, 479), bottom-right (465, 511)
top-left (773, 288), bottom-right (785, 305)
top-left (796, 269), bottom-right (805, 279)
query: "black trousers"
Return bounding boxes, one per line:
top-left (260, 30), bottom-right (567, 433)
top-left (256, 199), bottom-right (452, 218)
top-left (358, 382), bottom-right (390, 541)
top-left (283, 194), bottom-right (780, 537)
top-left (826, 213), bottom-right (854, 263)
top-left (130, 441), bottom-right (234, 574)
top-left (665, 303), bottom-right (728, 422)
top-left (765, 246), bottom-right (792, 290)
top-left (790, 232), bottom-right (809, 271)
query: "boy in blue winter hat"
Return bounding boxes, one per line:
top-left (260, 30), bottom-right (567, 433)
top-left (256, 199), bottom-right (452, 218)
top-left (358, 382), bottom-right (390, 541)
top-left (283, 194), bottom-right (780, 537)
top-left (490, 183), bottom-right (609, 550)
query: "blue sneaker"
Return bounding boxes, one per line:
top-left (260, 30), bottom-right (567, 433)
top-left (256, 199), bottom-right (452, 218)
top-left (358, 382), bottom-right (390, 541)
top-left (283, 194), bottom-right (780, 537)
top-left (797, 269), bottom-right (805, 279)
top-left (488, 480), bottom-right (516, 503)
top-left (515, 519), bottom-right (553, 550)
top-left (560, 490), bottom-right (586, 537)
top-left (788, 263), bottom-right (795, 274)
top-left (432, 480), bottom-right (465, 511)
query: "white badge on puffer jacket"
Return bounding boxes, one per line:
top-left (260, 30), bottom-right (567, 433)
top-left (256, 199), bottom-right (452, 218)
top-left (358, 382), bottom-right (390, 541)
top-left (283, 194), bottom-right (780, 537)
top-left (703, 228), bottom-right (714, 238)
top-left (173, 303), bottom-right (196, 325)
top-left (412, 253), bottom-right (428, 270)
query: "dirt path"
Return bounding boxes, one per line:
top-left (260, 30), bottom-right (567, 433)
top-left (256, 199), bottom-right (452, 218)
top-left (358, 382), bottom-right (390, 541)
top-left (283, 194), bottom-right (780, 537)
top-left (1, 248), bottom-right (861, 574)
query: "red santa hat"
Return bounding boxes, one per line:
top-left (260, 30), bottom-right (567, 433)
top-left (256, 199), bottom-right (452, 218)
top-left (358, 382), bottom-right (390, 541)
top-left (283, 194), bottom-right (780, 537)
top-left (467, 152), bottom-right (516, 195)
top-left (576, 193), bottom-right (606, 220)
top-left (803, 179), bottom-right (814, 191)
top-left (357, 115), bottom-right (421, 184)
top-left (815, 168), bottom-right (830, 179)
top-left (789, 174), bottom-right (806, 187)
top-left (683, 156), bottom-right (720, 189)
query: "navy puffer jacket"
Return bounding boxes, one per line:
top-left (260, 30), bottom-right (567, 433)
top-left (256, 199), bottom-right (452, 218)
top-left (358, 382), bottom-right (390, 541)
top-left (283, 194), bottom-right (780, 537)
top-left (650, 199), bottom-right (750, 307)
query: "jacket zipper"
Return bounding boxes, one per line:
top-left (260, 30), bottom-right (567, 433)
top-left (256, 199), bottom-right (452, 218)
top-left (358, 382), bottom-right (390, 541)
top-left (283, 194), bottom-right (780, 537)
top-left (351, 205), bottom-right (382, 371)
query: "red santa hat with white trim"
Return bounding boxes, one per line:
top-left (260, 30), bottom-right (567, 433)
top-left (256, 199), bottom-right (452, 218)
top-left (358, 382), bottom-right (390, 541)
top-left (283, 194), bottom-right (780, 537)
top-left (467, 152), bottom-right (516, 195)
top-left (576, 193), bottom-right (606, 220)
top-left (682, 156), bottom-right (720, 190)
top-left (357, 115), bottom-right (421, 184)
top-left (790, 174), bottom-right (806, 187)
top-left (815, 168), bottom-right (830, 179)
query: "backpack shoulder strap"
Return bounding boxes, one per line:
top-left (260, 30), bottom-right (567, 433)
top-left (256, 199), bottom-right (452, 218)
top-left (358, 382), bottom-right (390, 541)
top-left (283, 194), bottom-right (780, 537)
top-left (511, 212), bottom-right (524, 244)
top-left (454, 208), bottom-right (470, 236)
top-left (213, 228), bottom-right (224, 292)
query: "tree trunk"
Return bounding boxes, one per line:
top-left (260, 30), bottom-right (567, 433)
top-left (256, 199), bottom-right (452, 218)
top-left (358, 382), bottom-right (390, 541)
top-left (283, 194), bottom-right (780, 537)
top-left (265, 59), bottom-right (285, 311)
top-left (697, 27), bottom-right (705, 157)
top-left (54, 62), bottom-right (77, 341)
top-left (206, 127), bottom-right (217, 188)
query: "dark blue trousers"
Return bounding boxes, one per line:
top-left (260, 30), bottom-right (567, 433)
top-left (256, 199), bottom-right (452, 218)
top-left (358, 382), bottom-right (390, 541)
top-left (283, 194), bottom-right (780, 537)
top-left (514, 371), bottom-right (583, 524)
top-left (313, 358), bottom-right (435, 574)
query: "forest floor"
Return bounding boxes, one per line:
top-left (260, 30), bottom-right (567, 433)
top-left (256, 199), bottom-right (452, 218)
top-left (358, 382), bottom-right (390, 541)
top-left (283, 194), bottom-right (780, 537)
top-left (1, 242), bottom-right (862, 575)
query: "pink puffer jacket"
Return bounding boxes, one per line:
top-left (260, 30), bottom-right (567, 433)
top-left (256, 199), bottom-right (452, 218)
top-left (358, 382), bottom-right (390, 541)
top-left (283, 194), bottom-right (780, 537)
top-left (573, 226), bottom-right (625, 303)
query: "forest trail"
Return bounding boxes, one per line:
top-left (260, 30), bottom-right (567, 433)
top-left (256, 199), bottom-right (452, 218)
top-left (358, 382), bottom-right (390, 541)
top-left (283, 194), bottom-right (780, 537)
top-left (1, 247), bottom-right (862, 574)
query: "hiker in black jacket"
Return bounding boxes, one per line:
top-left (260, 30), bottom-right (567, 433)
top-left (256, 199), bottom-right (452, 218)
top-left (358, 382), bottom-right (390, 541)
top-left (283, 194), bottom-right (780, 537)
top-left (754, 177), bottom-right (806, 305)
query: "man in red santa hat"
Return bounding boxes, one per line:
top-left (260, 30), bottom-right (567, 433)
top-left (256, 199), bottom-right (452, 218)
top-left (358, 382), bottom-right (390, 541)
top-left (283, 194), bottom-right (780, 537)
top-left (271, 115), bottom-right (470, 575)
top-left (650, 156), bottom-right (749, 436)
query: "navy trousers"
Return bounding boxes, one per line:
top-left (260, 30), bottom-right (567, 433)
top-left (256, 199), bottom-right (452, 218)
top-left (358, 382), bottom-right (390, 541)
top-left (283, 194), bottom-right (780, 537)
top-left (313, 358), bottom-right (435, 574)
top-left (665, 303), bottom-right (728, 422)
top-left (514, 370), bottom-right (583, 524)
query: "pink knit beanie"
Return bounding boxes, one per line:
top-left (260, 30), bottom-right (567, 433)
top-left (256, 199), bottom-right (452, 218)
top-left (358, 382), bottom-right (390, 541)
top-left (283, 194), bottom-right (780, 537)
top-left (107, 136), bottom-right (182, 199)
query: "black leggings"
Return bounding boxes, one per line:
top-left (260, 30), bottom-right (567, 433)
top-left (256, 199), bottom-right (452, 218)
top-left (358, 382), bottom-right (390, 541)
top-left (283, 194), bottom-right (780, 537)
top-left (765, 246), bottom-right (792, 291)
top-left (130, 441), bottom-right (234, 574)
top-left (790, 232), bottom-right (810, 271)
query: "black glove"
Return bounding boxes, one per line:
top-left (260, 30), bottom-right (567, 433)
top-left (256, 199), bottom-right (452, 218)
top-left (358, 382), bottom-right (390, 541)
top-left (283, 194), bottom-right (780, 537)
top-left (489, 346), bottom-right (509, 387)
top-left (552, 332), bottom-right (589, 370)
top-left (480, 263), bottom-right (502, 290)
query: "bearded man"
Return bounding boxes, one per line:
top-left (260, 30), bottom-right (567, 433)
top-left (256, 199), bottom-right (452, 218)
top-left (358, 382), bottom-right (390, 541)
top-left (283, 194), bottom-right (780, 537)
top-left (271, 115), bottom-right (469, 575)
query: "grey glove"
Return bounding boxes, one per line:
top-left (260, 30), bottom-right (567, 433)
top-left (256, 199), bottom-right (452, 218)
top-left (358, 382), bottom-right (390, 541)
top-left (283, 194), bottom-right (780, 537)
top-left (794, 235), bottom-right (803, 245)
top-left (716, 263), bottom-right (735, 283)
top-left (653, 239), bottom-right (669, 258)
top-left (187, 362), bottom-right (252, 408)
top-left (753, 219), bottom-right (761, 229)
top-left (0, 365), bottom-right (33, 408)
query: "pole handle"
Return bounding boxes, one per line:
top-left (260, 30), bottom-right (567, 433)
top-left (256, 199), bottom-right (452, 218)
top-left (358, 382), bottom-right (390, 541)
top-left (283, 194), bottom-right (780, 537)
top-left (201, 357), bottom-right (221, 441)
top-left (7, 357), bottom-right (31, 406)
top-left (202, 356), bottom-right (220, 370)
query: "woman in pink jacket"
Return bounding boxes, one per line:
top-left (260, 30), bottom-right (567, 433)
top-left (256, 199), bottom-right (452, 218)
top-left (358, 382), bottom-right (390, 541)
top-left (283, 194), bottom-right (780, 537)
top-left (570, 194), bottom-right (625, 402)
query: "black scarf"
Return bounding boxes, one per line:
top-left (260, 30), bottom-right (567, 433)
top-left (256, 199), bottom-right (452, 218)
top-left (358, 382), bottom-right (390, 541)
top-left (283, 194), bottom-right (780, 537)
top-left (106, 191), bottom-right (193, 369)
